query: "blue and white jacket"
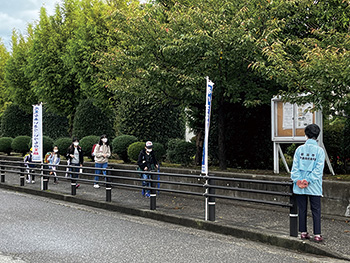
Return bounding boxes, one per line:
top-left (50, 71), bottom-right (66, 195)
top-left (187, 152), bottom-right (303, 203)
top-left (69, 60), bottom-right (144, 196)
top-left (290, 139), bottom-right (325, 196)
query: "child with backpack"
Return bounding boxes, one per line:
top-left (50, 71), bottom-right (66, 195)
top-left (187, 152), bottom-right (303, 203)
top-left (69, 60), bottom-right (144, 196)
top-left (47, 146), bottom-right (61, 184)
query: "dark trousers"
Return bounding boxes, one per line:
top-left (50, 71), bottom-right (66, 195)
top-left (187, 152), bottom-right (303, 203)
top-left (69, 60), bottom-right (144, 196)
top-left (296, 195), bottom-right (321, 235)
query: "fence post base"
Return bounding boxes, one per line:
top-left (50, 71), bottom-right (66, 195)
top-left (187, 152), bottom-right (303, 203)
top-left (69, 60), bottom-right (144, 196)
top-left (290, 193), bottom-right (298, 237)
top-left (150, 173), bottom-right (156, 210)
top-left (1, 167), bottom-right (4, 183)
top-left (71, 180), bottom-right (76, 195)
top-left (208, 178), bottom-right (215, 221)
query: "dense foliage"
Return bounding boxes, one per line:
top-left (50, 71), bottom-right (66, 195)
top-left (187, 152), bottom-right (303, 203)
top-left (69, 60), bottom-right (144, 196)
top-left (0, 0), bottom-right (349, 172)
top-left (72, 99), bottom-right (115, 139)
top-left (112, 135), bottom-right (138, 162)
top-left (0, 137), bottom-right (13, 155)
top-left (80, 135), bottom-right (100, 158)
top-left (1, 104), bottom-right (31, 137)
top-left (54, 137), bottom-right (72, 157)
top-left (11, 135), bottom-right (31, 156)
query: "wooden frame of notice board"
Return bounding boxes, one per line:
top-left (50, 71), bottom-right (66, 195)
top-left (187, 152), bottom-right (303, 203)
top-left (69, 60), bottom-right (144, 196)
top-left (271, 97), bottom-right (334, 175)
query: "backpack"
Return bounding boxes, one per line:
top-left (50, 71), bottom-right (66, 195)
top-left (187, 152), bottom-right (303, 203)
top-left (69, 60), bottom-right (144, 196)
top-left (44, 152), bottom-right (51, 163)
top-left (91, 144), bottom-right (98, 157)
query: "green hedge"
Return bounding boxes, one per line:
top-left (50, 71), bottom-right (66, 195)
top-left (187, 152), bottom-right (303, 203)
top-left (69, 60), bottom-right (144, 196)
top-left (167, 139), bottom-right (196, 165)
top-left (54, 137), bottom-right (72, 157)
top-left (112, 135), bottom-right (138, 162)
top-left (0, 137), bottom-right (13, 155)
top-left (127, 141), bottom-right (145, 162)
top-left (153, 142), bottom-right (165, 162)
top-left (1, 104), bottom-right (31, 137)
top-left (80, 135), bottom-right (100, 159)
top-left (11, 136), bottom-right (31, 156)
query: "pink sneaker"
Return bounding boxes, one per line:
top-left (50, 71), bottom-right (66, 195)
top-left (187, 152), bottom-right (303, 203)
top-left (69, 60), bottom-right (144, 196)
top-left (314, 235), bottom-right (323, 242)
top-left (301, 232), bottom-right (310, 240)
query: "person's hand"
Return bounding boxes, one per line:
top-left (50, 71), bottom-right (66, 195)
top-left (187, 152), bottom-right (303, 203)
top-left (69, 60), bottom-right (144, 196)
top-left (297, 179), bottom-right (308, 189)
top-left (144, 167), bottom-right (148, 171)
top-left (70, 154), bottom-right (74, 158)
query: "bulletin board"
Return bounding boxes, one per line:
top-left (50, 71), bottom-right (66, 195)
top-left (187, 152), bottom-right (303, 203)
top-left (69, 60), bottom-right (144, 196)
top-left (271, 97), bottom-right (322, 142)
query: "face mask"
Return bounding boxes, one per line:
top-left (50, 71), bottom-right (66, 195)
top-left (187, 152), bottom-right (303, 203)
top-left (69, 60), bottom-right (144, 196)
top-left (54, 149), bottom-right (58, 153)
top-left (102, 138), bottom-right (108, 143)
top-left (73, 142), bottom-right (79, 146)
top-left (146, 148), bottom-right (152, 152)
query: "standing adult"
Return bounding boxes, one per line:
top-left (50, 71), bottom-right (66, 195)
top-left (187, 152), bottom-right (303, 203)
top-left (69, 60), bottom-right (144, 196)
top-left (66, 137), bottom-right (84, 189)
top-left (93, 135), bottom-right (111, 189)
top-left (291, 124), bottom-right (325, 242)
top-left (137, 141), bottom-right (158, 197)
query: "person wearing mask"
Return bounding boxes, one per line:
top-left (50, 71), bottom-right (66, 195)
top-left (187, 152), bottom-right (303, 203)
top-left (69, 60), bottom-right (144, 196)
top-left (93, 135), bottom-right (111, 189)
top-left (291, 124), bottom-right (325, 242)
top-left (137, 141), bottom-right (158, 197)
top-left (66, 137), bottom-right (84, 189)
top-left (47, 146), bottom-right (61, 184)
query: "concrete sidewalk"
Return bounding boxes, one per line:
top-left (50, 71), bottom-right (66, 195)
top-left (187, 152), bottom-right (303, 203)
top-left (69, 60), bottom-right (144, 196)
top-left (1, 174), bottom-right (349, 261)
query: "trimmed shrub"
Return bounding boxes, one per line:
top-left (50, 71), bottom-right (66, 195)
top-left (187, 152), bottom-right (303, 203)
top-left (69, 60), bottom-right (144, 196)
top-left (128, 141), bottom-right (145, 162)
top-left (80, 135), bottom-right (100, 158)
top-left (166, 139), bottom-right (183, 162)
top-left (28, 136), bottom-right (55, 157)
top-left (11, 136), bottom-right (31, 156)
top-left (152, 142), bottom-right (165, 162)
top-left (167, 139), bottom-right (196, 165)
top-left (1, 104), bottom-right (31, 137)
top-left (0, 137), bottom-right (13, 155)
top-left (54, 137), bottom-right (72, 157)
top-left (72, 99), bottom-right (115, 139)
top-left (112, 135), bottom-right (138, 162)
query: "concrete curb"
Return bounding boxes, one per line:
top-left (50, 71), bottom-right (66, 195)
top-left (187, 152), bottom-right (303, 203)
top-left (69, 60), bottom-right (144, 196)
top-left (1, 183), bottom-right (350, 261)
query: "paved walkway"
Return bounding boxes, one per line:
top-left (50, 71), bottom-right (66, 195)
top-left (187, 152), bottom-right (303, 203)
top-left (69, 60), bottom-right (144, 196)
top-left (1, 172), bottom-right (350, 261)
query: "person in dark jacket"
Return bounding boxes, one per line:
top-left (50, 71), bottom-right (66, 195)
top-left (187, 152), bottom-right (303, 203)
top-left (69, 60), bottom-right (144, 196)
top-left (137, 141), bottom-right (158, 197)
top-left (66, 137), bottom-right (84, 189)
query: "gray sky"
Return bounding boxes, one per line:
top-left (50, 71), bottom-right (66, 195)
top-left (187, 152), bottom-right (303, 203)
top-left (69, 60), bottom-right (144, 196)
top-left (0, 0), bottom-right (59, 50)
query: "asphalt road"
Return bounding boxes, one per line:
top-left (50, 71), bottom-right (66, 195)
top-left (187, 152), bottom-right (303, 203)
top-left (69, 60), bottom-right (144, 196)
top-left (0, 189), bottom-right (347, 263)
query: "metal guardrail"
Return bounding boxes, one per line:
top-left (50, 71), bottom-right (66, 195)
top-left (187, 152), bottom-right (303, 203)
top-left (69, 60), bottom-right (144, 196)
top-left (0, 159), bottom-right (298, 237)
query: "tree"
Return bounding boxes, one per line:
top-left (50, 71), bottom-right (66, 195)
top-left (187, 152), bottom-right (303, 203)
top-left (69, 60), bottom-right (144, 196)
top-left (247, 0), bottom-right (350, 116)
top-left (27, 4), bottom-right (81, 132)
top-left (0, 39), bottom-right (10, 115)
top-left (65, 0), bottom-right (119, 108)
top-left (5, 28), bottom-right (38, 113)
top-left (96, 0), bottom-right (279, 169)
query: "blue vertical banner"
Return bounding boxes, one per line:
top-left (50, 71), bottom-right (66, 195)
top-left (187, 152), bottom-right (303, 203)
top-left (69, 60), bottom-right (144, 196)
top-left (201, 77), bottom-right (214, 175)
top-left (32, 104), bottom-right (43, 163)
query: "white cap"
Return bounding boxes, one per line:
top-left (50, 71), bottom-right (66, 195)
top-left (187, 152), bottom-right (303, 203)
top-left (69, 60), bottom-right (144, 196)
top-left (145, 141), bottom-right (153, 148)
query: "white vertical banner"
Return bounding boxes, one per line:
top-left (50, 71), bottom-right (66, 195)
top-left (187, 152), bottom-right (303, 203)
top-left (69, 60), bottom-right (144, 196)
top-left (201, 76), bottom-right (214, 175)
top-left (32, 104), bottom-right (43, 163)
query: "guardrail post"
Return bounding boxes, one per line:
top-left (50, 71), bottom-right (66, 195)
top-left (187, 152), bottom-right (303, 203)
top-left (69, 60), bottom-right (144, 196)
top-left (20, 166), bottom-right (25, 186)
top-left (289, 185), bottom-right (298, 237)
top-left (150, 172), bottom-right (156, 210)
top-left (42, 164), bottom-right (48, 190)
top-left (1, 164), bottom-right (5, 183)
top-left (208, 178), bottom-right (215, 221)
top-left (71, 179), bottom-right (77, 195)
top-left (106, 170), bottom-right (112, 202)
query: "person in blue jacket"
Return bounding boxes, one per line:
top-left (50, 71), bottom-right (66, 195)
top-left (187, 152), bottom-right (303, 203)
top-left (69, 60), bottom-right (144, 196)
top-left (291, 124), bottom-right (325, 242)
